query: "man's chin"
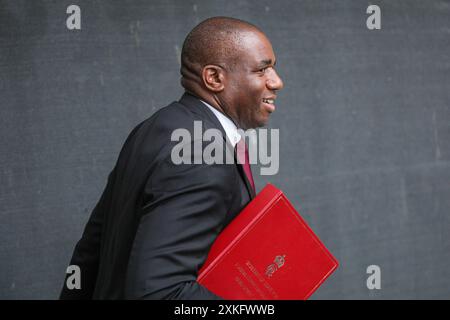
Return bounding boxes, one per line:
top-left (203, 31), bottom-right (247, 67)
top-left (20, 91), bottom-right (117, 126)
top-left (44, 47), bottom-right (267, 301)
top-left (258, 114), bottom-right (272, 127)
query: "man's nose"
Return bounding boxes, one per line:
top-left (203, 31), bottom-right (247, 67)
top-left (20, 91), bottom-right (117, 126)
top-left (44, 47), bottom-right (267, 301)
top-left (267, 69), bottom-right (284, 91)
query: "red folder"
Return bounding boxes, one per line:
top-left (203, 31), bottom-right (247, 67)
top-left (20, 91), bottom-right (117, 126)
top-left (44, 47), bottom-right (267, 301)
top-left (197, 184), bottom-right (339, 300)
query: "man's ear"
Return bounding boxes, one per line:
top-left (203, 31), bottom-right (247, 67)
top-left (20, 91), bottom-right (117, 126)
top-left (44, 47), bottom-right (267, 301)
top-left (202, 65), bottom-right (225, 92)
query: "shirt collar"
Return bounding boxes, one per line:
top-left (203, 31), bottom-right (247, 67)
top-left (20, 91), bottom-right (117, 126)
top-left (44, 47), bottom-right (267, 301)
top-left (200, 100), bottom-right (241, 148)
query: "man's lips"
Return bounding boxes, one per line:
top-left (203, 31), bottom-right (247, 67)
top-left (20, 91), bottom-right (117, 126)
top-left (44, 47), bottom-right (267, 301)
top-left (262, 97), bottom-right (276, 113)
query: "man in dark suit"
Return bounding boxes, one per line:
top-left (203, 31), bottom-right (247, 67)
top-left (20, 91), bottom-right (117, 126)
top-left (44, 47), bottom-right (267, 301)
top-left (60, 16), bottom-right (283, 299)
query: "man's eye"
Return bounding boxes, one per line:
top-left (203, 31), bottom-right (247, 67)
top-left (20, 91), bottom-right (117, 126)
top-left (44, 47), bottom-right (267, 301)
top-left (259, 67), bottom-right (269, 73)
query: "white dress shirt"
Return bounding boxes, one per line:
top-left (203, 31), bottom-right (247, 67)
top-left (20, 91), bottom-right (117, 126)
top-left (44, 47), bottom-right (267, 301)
top-left (200, 100), bottom-right (241, 148)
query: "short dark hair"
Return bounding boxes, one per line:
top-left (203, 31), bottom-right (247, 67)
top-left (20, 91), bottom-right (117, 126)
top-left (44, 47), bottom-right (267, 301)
top-left (180, 16), bottom-right (262, 89)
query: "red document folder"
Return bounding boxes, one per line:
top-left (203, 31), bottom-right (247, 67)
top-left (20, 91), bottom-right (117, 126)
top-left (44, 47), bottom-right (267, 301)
top-left (197, 184), bottom-right (339, 300)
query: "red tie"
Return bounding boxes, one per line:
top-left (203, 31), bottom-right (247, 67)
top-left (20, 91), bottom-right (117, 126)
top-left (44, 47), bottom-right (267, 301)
top-left (236, 139), bottom-right (255, 192)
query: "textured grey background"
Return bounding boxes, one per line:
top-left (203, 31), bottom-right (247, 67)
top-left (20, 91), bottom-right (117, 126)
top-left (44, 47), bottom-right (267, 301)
top-left (0, 0), bottom-right (449, 299)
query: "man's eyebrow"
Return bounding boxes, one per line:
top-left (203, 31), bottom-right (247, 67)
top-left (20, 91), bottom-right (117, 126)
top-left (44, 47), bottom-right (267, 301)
top-left (257, 59), bottom-right (276, 68)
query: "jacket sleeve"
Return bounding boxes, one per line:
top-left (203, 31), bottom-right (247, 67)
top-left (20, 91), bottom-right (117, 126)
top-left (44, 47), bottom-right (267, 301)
top-left (59, 122), bottom-right (144, 300)
top-left (59, 168), bottom-right (115, 299)
top-left (124, 149), bottom-right (236, 300)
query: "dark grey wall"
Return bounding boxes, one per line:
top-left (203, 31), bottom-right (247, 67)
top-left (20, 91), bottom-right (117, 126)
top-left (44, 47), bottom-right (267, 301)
top-left (0, 0), bottom-right (449, 299)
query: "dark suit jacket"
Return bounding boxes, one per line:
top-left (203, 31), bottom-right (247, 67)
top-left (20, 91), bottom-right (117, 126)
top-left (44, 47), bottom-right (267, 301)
top-left (60, 92), bottom-right (255, 299)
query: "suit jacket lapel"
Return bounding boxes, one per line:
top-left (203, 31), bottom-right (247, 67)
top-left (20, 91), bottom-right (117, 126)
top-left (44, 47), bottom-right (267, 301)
top-left (178, 92), bottom-right (255, 200)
